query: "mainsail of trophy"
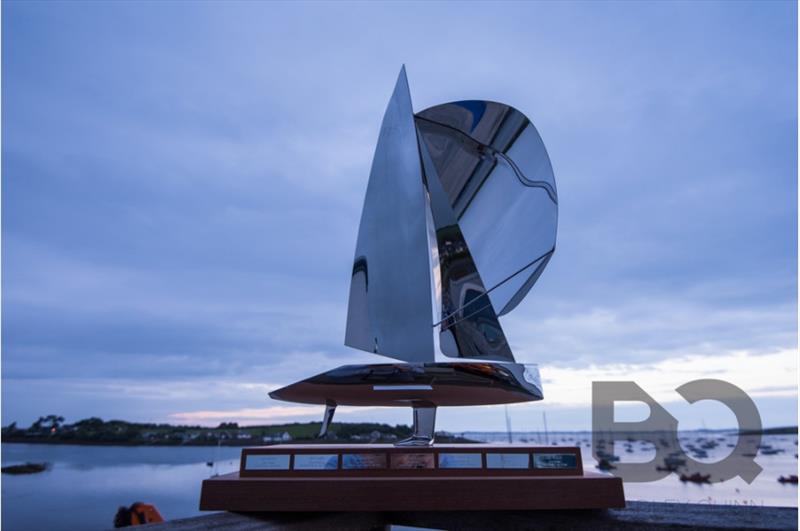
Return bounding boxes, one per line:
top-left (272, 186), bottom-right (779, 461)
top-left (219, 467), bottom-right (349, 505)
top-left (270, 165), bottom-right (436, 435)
top-left (270, 67), bottom-right (558, 446)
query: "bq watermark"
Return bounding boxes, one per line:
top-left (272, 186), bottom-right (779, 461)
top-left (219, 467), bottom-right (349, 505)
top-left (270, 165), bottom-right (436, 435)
top-left (592, 379), bottom-right (762, 483)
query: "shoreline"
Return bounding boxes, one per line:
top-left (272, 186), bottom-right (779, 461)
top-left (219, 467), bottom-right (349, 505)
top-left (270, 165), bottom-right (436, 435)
top-left (2, 438), bottom-right (257, 447)
top-left (0, 436), bottom-right (478, 448)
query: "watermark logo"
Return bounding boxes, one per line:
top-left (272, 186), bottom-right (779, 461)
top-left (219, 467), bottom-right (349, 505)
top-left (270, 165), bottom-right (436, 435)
top-left (592, 379), bottom-right (762, 483)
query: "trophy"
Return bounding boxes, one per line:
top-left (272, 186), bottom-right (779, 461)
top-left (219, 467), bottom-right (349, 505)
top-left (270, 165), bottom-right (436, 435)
top-left (269, 66), bottom-right (553, 446)
top-left (200, 67), bottom-right (625, 512)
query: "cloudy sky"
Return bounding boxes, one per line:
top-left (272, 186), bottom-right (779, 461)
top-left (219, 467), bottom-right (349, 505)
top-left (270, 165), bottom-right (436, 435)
top-left (2, 1), bottom-right (796, 431)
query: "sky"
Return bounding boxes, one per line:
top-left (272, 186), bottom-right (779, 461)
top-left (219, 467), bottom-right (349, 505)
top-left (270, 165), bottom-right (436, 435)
top-left (2, 1), bottom-right (797, 432)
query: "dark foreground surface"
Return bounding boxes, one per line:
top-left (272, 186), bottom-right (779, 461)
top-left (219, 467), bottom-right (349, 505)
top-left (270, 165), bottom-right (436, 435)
top-left (141, 502), bottom-right (798, 530)
top-left (200, 470), bottom-right (624, 512)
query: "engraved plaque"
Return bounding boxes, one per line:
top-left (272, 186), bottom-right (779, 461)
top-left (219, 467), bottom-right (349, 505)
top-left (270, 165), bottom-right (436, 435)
top-left (438, 453), bottom-right (482, 469)
top-left (390, 453), bottom-right (435, 469)
top-left (486, 453), bottom-right (529, 469)
top-left (244, 454), bottom-right (290, 471)
top-left (532, 453), bottom-right (578, 469)
top-left (342, 453), bottom-right (387, 470)
top-left (293, 454), bottom-right (339, 470)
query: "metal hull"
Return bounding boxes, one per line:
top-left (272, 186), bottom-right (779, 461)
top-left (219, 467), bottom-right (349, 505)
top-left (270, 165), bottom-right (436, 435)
top-left (269, 362), bottom-right (543, 408)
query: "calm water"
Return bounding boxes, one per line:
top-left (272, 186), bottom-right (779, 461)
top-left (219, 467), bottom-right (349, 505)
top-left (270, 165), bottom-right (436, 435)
top-left (2, 444), bottom-right (241, 531)
top-left (2, 433), bottom-right (797, 531)
top-left (466, 431), bottom-right (799, 507)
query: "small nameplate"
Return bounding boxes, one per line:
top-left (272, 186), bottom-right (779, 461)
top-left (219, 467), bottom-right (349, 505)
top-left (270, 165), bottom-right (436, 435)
top-left (438, 453), bottom-right (482, 469)
top-left (533, 453), bottom-right (578, 469)
top-left (342, 453), bottom-right (387, 470)
top-left (245, 454), bottom-right (290, 470)
top-left (390, 453), bottom-right (434, 469)
top-left (293, 454), bottom-right (338, 470)
top-left (486, 453), bottom-right (529, 469)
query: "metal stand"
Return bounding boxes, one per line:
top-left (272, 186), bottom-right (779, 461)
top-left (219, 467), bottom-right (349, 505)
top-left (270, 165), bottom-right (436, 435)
top-left (317, 403), bottom-right (336, 438)
top-left (396, 406), bottom-right (436, 446)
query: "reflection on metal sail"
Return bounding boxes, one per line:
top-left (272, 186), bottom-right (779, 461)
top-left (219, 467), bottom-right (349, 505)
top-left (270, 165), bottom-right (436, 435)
top-left (415, 101), bottom-right (558, 321)
top-left (344, 67), bottom-right (434, 363)
top-left (418, 135), bottom-right (514, 361)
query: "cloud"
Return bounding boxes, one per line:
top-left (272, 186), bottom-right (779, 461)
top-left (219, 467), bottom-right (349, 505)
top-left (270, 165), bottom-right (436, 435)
top-left (169, 405), bottom-right (377, 426)
top-left (539, 348), bottom-right (798, 407)
top-left (169, 406), bottom-right (323, 424)
top-left (504, 296), bottom-right (796, 366)
top-left (2, 1), bottom-right (796, 428)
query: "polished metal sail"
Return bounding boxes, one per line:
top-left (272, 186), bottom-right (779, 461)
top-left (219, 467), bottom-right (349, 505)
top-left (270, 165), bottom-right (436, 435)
top-left (418, 134), bottom-right (514, 361)
top-left (415, 101), bottom-right (558, 320)
top-left (345, 71), bottom-right (558, 363)
top-left (344, 67), bottom-right (435, 363)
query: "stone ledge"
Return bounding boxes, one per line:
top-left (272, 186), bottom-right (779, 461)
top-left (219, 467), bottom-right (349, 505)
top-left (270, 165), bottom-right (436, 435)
top-left (139, 501), bottom-right (798, 530)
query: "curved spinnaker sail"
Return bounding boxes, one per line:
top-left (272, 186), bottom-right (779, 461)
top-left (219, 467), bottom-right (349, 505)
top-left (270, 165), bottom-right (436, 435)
top-left (344, 67), bottom-right (435, 363)
top-left (418, 130), bottom-right (515, 362)
top-left (415, 101), bottom-right (558, 318)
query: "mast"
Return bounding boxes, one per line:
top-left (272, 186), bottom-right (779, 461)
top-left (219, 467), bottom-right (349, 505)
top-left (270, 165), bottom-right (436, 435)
top-left (505, 405), bottom-right (513, 444)
top-left (543, 411), bottom-right (549, 445)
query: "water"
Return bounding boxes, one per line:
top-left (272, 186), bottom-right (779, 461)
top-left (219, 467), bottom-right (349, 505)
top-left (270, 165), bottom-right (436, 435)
top-left (2, 433), bottom-right (797, 530)
top-left (2, 444), bottom-right (241, 531)
top-left (463, 431), bottom-right (799, 507)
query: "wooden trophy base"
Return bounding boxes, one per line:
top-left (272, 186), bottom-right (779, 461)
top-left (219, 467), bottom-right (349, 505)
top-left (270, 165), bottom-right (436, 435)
top-left (200, 444), bottom-right (625, 512)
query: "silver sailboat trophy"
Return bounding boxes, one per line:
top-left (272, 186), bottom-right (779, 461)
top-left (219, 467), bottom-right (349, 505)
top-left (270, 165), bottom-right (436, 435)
top-left (270, 67), bottom-right (558, 446)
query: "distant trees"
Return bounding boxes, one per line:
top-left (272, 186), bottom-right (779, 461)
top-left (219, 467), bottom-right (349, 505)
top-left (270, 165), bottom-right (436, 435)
top-left (31, 415), bottom-right (65, 433)
top-left (1, 422), bottom-right (20, 436)
top-left (75, 417), bottom-right (104, 427)
top-left (1, 416), bottom-right (461, 446)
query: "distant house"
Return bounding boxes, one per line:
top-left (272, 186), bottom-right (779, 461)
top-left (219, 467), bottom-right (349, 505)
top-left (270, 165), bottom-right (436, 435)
top-left (261, 432), bottom-right (293, 443)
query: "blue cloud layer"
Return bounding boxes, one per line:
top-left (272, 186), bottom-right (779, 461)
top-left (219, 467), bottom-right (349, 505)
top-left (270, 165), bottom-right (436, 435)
top-left (2, 1), bottom-right (796, 428)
